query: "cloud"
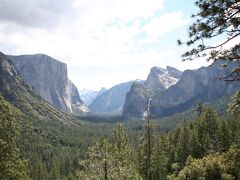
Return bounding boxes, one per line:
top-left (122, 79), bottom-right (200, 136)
top-left (73, 0), bottom-right (164, 24)
top-left (0, 0), bottom-right (75, 28)
top-left (142, 11), bottom-right (189, 43)
top-left (0, 0), bottom-right (193, 90)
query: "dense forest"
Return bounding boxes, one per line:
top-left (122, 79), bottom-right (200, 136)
top-left (1, 0), bottom-right (240, 179)
top-left (77, 91), bottom-right (240, 179)
top-left (1, 89), bottom-right (240, 179)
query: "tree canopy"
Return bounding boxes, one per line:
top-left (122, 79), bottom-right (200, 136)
top-left (0, 96), bottom-right (30, 179)
top-left (178, 0), bottom-right (240, 81)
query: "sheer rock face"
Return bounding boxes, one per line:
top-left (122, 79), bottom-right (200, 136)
top-left (122, 81), bottom-right (155, 119)
top-left (122, 63), bottom-right (239, 119)
top-left (0, 51), bottom-right (79, 124)
top-left (145, 66), bottom-right (181, 90)
top-left (9, 54), bottom-right (88, 114)
top-left (150, 62), bottom-right (240, 118)
top-left (122, 66), bottom-right (182, 119)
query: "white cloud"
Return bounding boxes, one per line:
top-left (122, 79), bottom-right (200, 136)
top-left (143, 11), bottom-right (189, 43)
top-left (0, 0), bottom-right (194, 90)
top-left (73, 0), bottom-right (164, 23)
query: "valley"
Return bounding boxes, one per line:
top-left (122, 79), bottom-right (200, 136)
top-left (1, 49), bottom-right (239, 179)
top-left (0, 0), bottom-right (240, 179)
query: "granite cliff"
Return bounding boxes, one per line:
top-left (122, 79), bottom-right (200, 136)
top-left (122, 66), bottom-right (182, 118)
top-left (122, 62), bottom-right (239, 119)
top-left (0, 51), bottom-right (79, 123)
top-left (8, 54), bottom-right (88, 114)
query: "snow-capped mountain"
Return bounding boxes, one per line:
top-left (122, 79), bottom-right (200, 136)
top-left (79, 88), bottom-right (106, 105)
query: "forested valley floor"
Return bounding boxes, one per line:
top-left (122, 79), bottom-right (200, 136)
top-left (1, 91), bottom-right (240, 179)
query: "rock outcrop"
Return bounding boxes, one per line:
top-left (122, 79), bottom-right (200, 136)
top-left (122, 62), bottom-right (239, 119)
top-left (8, 54), bottom-right (88, 114)
top-left (122, 66), bottom-right (182, 118)
top-left (0, 51), bottom-right (78, 123)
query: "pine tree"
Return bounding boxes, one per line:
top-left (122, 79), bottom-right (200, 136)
top-left (78, 138), bottom-right (114, 180)
top-left (177, 124), bottom-right (191, 167)
top-left (195, 102), bottom-right (205, 117)
top-left (195, 108), bottom-right (220, 155)
top-left (178, 0), bottom-right (240, 81)
top-left (228, 90), bottom-right (240, 147)
top-left (189, 126), bottom-right (201, 158)
top-left (111, 124), bottom-right (141, 179)
top-left (203, 107), bottom-right (222, 153)
top-left (0, 96), bottom-right (30, 179)
top-left (151, 135), bottom-right (171, 180)
top-left (220, 121), bottom-right (232, 151)
top-left (139, 119), bottom-right (156, 179)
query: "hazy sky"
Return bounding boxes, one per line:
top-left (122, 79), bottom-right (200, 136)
top-left (0, 0), bottom-right (211, 90)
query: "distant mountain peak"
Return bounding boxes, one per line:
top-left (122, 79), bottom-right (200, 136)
top-left (150, 66), bottom-right (166, 75)
top-left (79, 88), bottom-right (106, 105)
top-left (122, 62), bottom-right (240, 119)
top-left (146, 66), bottom-right (181, 90)
top-left (89, 81), bottom-right (133, 114)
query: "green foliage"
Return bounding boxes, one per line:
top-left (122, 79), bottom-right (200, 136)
top-left (78, 124), bottom-right (141, 179)
top-left (228, 90), bottom-right (240, 147)
top-left (1, 90), bottom-right (238, 179)
top-left (167, 146), bottom-right (240, 180)
top-left (78, 138), bottom-right (114, 179)
top-left (178, 0), bottom-right (240, 81)
top-left (111, 124), bottom-right (141, 179)
top-left (177, 124), bottom-right (192, 166)
top-left (0, 96), bottom-right (30, 179)
top-left (139, 120), bottom-right (156, 179)
top-left (150, 135), bottom-right (171, 180)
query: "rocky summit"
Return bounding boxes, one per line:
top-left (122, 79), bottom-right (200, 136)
top-left (122, 66), bottom-right (182, 119)
top-left (8, 54), bottom-right (88, 114)
top-left (122, 62), bottom-right (240, 119)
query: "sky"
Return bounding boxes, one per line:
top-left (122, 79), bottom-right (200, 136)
top-left (0, 0), bottom-right (212, 91)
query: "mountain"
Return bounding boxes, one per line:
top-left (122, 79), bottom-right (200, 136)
top-left (79, 88), bottom-right (106, 105)
top-left (122, 66), bottom-right (182, 118)
top-left (0, 51), bottom-right (80, 124)
top-left (145, 66), bottom-right (182, 90)
top-left (8, 54), bottom-right (88, 114)
top-left (89, 81), bottom-right (134, 115)
top-left (122, 62), bottom-right (240, 119)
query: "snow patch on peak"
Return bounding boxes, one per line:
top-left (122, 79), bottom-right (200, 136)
top-left (146, 66), bottom-right (181, 90)
top-left (156, 72), bottom-right (178, 89)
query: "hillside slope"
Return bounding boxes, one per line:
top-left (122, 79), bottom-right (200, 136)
top-left (0, 51), bottom-right (79, 124)
top-left (89, 81), bottom-right (134, 114)
top-left (9, 54), bottom-right (88, 114)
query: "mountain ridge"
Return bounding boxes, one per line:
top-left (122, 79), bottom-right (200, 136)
top-left (79, 88), bottom-right (107, 105)
top-left (89, 81), bottom-right (134, 115)
top-left (0, 51), bottom-right (80, 124)
top-left (122, 62), bottom-right (240, 119)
